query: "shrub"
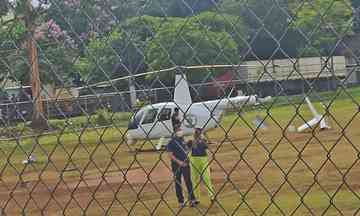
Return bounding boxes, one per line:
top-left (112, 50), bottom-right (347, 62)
top-left (95, 109), bottom-right (112, 126)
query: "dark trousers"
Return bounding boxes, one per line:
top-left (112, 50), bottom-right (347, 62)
top-left (171, 161), bottom-right (196, 203)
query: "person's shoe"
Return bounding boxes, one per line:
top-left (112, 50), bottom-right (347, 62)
top-left (189, 200), bottom-right (200, 207)
top-left (179, 203), bottom-right (185, 208)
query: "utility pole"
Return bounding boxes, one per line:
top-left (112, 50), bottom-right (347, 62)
top-left (25, 0), bottom-right (46, 129)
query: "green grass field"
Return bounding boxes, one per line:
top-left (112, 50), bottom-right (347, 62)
top-left (0, 88), bottom-right (359, 215)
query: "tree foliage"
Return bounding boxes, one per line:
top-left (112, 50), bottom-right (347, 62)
top-left (291, 0), bottom-right (352, 54)
top-left (142, 0), bottom-right (218, 17)
top-left (0, 1), bottom-right (78, 86)
top-left (77, 13), bottom-right (243, 83)
top-left (220, 0), bottom-right (290, 36)
top-left (219, 0), bottom-right (304, 59)
top-left (0, 0), bottom-right (356, 86)
top-left (145, 19), bottom-right (239, 81)
top-left (292, 0), bottom-right (352, 33)
top-left (0, 0), bottom-right (10, 17)
top-left (190, 11), bottom-right (248, 49)
top-left (76, 28), bottom-right (146, 85)
top-left (10, 42), bottom-right (78, 86)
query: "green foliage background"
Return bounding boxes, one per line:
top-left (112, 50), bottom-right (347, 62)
top-left (0, 0), bottom-right (355, 86)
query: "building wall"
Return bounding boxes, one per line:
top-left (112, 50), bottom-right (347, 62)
top-left (244, 56), bottom-right (346, 83)
top-left (236, 77), bottom-right (340, 97)
top-left (344, 57), bottom-right (360, 85)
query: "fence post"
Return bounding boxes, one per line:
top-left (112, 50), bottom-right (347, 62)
top-left (129, 77), bottom-right (137, 108)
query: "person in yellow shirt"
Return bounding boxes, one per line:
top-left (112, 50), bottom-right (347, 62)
top-left (188, 128), bottom-right (215, 202)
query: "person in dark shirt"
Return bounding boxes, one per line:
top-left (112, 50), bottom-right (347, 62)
top-left (171, 107), bottom-right (181, 132)
top-left (167, 128), bottom-right (198, 208)
top-left (188, 128), bottom-right (215, 202)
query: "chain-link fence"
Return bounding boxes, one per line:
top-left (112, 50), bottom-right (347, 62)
top-left (1, 0), bottom-right (360, 215)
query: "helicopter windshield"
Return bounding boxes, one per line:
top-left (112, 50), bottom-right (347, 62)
top-left (142, 109), bottom-right (158, 124)
top-left (128, 109), bottom-right (144, 129)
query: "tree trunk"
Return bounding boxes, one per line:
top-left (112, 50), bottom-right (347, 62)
top-left (25, 0), bottom-right (47, 129)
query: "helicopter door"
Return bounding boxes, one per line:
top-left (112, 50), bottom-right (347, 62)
top-left (157, 108), bottom-right (173, 137)
top-left (140, 108), bottom-right (173, 139)
top-left (140, 108), bottom-right (158, 138)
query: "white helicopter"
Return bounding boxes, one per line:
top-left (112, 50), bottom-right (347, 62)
top-left (126, 67), bottom-right (272, 150)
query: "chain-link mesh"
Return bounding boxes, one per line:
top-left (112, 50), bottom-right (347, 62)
top-left (0, 0), bottom-right (360, 215)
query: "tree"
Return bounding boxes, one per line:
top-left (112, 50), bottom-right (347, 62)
top-left (20, 0), bottom-right (45, 128)
top-left (167, 0), bottom-right (218, 17)
top-left (141, 0), bottom-right (219, 17)
top-left (0, 0), bottom-right (78, 129)
top-left (76, 30), bottom-right (122, 84)
top-left (145, 20), bottom-right (239, 82)
top-left (4, 18), bottom-right (78, 87)
top-left (141, 0), bottom-right (172, 17)
top-left (291, 0), bottom-right (352, 55)
top-left (78, 13), bottom-right (244, 84)
top-left (0, 0), bottom-right (9, 17)
top-left (219, 0), bottom-right (353, 58)
top-left (219, 0), bottom-right (305, 59)
top-left (76, 15), bottom-right (175, 84)
top-left (1, 2), bottom-right (78, 85)
top-left (1, 1), bottom-right (47, 128)
top-left (220, 0), bottom-right (290, 37)
top-left (351, 0), bottom-right (360, 33)
top-left (76, 28), bottom-right (146, 85)
top-left (0, 9), bottom-right (27, 88)
top-left (47, 0), bottom-right (113, 35)
top-left (189, 11), bottom-right (248, 50)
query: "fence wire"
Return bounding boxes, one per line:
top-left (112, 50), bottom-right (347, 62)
top-left (0, 0), bottom-right (360, 215)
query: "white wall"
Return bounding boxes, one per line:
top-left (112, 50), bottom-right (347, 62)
top-left (245, 56), bottom-right (346, 83)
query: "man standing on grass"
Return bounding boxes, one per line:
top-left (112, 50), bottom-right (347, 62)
top-left (167, 128), bottom-right (199, 208)
top-left (171, 107), bottom-right (181, 132)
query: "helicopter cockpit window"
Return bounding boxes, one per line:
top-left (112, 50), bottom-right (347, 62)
top-left (142, 109), bottom-right (158, 124)
top-left (158, 108), bottom-right (171, 121)
top-left (134, 110), bottom-right (144, 124)
top-left (128, 109), bottom-right (144, 129)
